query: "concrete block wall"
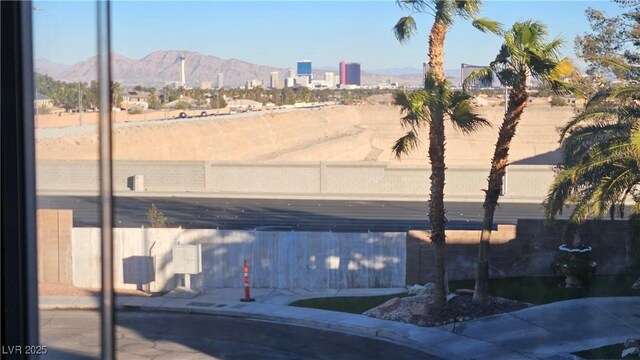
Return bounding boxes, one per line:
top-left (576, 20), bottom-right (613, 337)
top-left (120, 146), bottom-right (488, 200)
top-left (71, 228), bottom-right (406, 291)
top-left (406, 220), bottom-right (631, 285)
top-left (37, 160), bottom-right (558, 201)
top-left (114, 161), bottom-right (206, 192)
top-left (206, 161), bottom-right (320, 195)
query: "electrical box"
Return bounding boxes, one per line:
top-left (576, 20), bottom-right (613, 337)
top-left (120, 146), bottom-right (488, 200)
top-left (173, 244), bottom-right (202, 275)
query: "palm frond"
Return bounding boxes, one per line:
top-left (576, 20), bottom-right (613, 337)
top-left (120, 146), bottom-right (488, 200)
top-left (393, 16), bottom-right (417, 43)
top-left (392, 130), bottom-right (421, 158)
top-left (462, 67), bottom-right (494, 91)
top-left (454, 0), bottom-right (482, 19)
top-left (447, 91), bottom-right (490, 133)
top-left (559, 107), bottom-right (624, 141)
top-left (471, 17), bottom-right (503, 35)
top-left (543, 168), bottom-right (579, 223)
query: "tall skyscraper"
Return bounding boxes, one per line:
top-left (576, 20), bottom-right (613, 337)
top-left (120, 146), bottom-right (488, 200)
top-left (344, 63), bottom-right (361, 86)
top-left (217, 72), bottom-right (224, 89)
top-left (297, 60), bottom-right (312, 82)
top-left (270, 71), bottom-right (280, 89)
top-left (340, 62), bottom-right (361, 86)
top-left (324, 72), bottom-right (335, 88)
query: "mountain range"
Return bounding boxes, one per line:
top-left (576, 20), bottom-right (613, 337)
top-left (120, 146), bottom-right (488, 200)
top-left (35, 50), bottom-right (461, 88)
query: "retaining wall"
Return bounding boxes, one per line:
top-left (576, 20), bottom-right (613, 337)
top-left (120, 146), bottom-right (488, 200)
top-left (37, 160), bottom-right (555, 201)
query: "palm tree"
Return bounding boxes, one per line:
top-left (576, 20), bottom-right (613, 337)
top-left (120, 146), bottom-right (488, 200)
top-left (394, 73), bottom-right (488, 311)
top-left (392, 0), bottom-right (499, 311)
top-left (463, 21), bottom-right (576, 305)
top-left (544, 84), bottom-right (640, 269)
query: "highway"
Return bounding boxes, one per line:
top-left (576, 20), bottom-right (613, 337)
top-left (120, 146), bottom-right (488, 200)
top-left (37, 196), bottom-right (549, 231)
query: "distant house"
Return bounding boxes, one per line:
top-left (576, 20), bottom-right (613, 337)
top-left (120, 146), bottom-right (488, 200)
top-left (122, 91), bottom-right (149, 110)
top-left (34, 92), bottom-right (53, 109)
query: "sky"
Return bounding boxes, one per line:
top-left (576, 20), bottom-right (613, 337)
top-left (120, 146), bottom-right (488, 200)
top-left (33, 1), bottom-right (625, 72)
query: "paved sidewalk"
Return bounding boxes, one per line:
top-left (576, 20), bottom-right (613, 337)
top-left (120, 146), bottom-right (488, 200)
top-left (40, 290), bottom-right (640, 359)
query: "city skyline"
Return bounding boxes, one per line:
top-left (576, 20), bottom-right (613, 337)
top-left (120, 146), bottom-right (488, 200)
top-left (33, 1), bottom-right (625, 72)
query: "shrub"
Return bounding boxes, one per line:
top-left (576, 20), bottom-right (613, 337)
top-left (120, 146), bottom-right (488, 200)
top-left (146, 203), bottom-right (167, 228)
top-left (550, 96), bottom-right (566, 107)
top-left (175, 101), bottom-right (190, 110)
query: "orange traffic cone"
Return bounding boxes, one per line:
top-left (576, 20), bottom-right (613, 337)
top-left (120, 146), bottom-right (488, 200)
top-left (240, 259), bottom-right (255, 302)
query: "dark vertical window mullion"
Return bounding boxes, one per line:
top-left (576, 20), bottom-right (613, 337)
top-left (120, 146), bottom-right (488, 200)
top-left (97, 0), bottom-right (115, 359)
top-left (0, 0), bottom-right (39, 357)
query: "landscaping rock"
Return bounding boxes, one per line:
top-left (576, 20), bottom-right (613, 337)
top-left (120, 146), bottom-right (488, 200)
top-left (408, 284), bottom-right (427, 295)
top-left (623, 338), bottom-right (640, 359)
top-left (376, 297), bottom-right (401, 312)
top-left (632, 277), bottom-right (640, 290)
top-left (408, 283), bottom-right (436, 296)
top-left (410, 302), bottom-right (429, 317)
top-left (423, 283), bottom-right (436, 294)
top-left (622, 346), bottom-right (639, 358)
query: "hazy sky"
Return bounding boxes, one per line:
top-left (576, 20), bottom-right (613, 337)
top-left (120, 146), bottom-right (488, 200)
top-left (33, 1), bottom-right (624, 71)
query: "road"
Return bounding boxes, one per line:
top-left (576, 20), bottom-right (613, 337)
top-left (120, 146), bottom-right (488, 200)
top-left (39, 310), bottom-right (435, 360)
top-left (37, 196), bottom-right (549, 231)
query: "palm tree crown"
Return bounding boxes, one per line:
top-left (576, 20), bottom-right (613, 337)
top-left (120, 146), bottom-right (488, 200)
top-left (544, 85), bottom-right (640, 242)
top-left (393, 73), bottom-right (489, 158)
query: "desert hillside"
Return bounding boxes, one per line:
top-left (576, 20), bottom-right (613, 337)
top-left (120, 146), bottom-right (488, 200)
top-left (36, 101), bottom-right (576, 166)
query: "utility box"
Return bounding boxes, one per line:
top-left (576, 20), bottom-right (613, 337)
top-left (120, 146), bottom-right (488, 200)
top-left (133, 175), bottom-right (144, 191)
top-left (173, 244), bottom-right (202, 275)
top-left (127, 175), bottom-right (145, 191)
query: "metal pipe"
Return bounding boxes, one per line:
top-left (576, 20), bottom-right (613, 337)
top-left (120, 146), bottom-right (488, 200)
top-left (97, 0), bottom-right (115, 359)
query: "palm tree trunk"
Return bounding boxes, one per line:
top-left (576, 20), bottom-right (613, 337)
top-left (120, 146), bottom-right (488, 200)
top-left (429, 109), bottom-right (447, 311)
top-left (427, 17), bottom-right (448, 312)
top-left (428, 20), bottom-right (447, 82)
top-left (473, 83), bottom-right (528, 305)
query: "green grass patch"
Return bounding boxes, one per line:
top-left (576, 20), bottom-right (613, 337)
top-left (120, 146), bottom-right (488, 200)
top-left (289, 275), bottom-right (638, 313)
top-left (449, 274), bottom-right (639, 305)
top-left (572, 342), bottom-right (624, 359)
top-left (290, 292), bottom-right (410, 314)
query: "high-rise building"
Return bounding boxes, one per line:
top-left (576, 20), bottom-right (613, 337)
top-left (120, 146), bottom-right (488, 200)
top-left (200, 81), bottom-right (212, 90)
top-left (287, 69), bottom-right (296, 78)
top-left (270, 71), bottom-right (280, 89)
top-left (341, 62), bottom-right (361, 86)
top-left (324, 72), bottom-right (335, 88)
top-left (217, 72), bottom-right (224, 89)
top-left (296, 75), bottom-right (310, 88)
top-left (246, 79), bottom-right (263, 89)
top-left (284, 77), bottom-right (295, 88)
top-left (461, 63), bottom-right (492, 88)
top-left (344, 63), bottom-right (361, 86)
top-left (297, 60), bottom-right (312, 82)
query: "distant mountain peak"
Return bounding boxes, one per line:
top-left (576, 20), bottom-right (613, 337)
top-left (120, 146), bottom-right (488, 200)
top-left (40, 50), bottom-right (425, 88)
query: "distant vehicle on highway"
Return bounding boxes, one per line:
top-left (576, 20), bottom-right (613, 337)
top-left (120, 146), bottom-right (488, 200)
top-left (200, 111), bottom-right (207, 117)
top-left (178, 112), bottom-right (188, 118)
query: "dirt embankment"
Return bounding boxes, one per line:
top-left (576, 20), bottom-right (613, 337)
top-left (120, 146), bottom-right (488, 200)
top-left (36, 104), bottom-right (576, 165)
